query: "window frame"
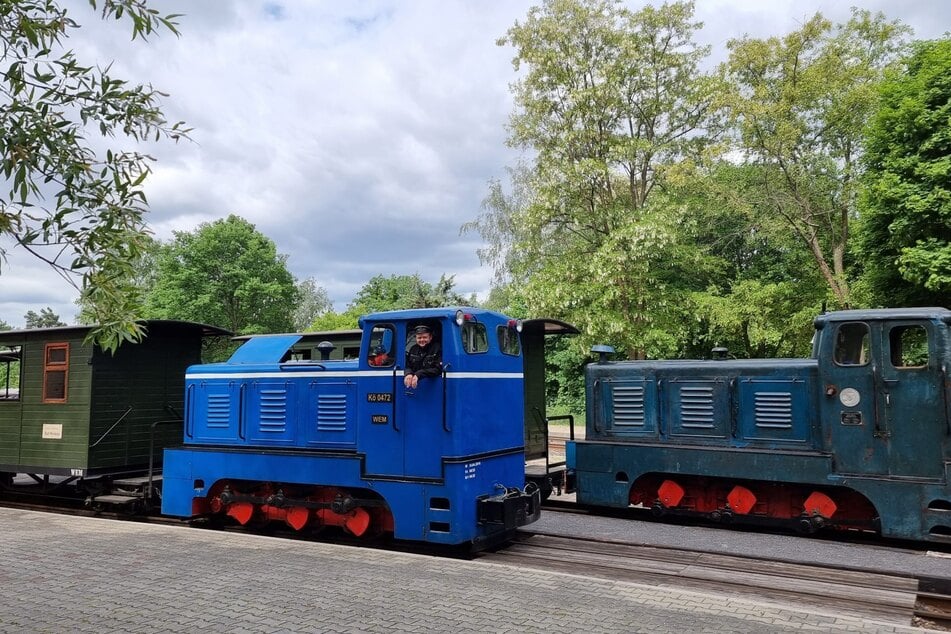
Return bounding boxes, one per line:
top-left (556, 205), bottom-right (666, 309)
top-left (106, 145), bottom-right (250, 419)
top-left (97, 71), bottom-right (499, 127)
top-left (367, 324), bottom-right (397, 369)
top-left (460, 322), bottom-right (489, 355)
top-left (42, 342), bottom-right (69, 403)
top-left (0, 345), bottom-right (22, 401)
top-left (888, 324), bottom-right (930, 370)
top-left (496, 325), bottom-right (521, 357)
top-left (833, 322), bottom-right (870, 367)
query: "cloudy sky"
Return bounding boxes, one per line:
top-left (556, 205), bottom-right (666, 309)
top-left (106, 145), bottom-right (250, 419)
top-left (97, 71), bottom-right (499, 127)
top-left (1, 0), bottom-right (949, 326)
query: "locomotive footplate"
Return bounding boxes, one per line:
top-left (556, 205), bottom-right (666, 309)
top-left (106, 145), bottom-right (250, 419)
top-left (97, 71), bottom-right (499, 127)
top-left (477, 484), bottom-right (541, 530)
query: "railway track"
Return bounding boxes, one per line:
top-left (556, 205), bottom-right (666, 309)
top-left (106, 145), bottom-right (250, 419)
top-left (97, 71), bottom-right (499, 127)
top-left (478, 532), bottom-right (951, 630)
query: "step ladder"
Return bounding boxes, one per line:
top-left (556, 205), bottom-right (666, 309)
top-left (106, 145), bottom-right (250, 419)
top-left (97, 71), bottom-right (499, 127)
top-left (88, 475), bottom-right (162, 511)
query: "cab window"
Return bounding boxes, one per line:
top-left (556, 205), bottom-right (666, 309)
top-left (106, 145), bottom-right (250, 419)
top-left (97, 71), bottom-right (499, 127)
top-left (497, 325), bottom-right (520, 356)
top-left (889, 325), bottom-right (929, 368)
top-left (367, 325), bottom-right (395, 368)
top-left (833, 323), bottom-right (869, 366)
top-left (461, 322), bottom-right (488, 354)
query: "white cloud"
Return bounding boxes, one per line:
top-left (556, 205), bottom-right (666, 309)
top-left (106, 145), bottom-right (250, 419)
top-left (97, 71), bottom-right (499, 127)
top-left (3, 0), bottom-right (949, 323)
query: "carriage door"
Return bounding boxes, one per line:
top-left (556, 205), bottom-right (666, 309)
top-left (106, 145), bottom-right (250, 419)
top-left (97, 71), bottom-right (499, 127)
top-left (824, 321), bottom-right (887, 475)
top-left (880, 321), bottom-right (945, 478)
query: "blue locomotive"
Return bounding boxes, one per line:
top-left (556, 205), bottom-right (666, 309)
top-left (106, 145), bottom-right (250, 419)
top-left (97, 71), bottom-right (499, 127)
top-left (161, 307), bottom-right (548, 547)
top-left (569, 307), bottom-right (951, 543)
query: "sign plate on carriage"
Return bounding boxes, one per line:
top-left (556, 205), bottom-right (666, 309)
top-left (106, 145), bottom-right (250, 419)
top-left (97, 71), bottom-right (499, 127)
top-left (367, 392), bottom-right (392, 403)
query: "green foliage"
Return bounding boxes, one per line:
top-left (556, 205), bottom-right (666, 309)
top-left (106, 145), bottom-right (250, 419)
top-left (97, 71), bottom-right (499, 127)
top-left (24, 307), bottom-right (66, 328)
top-left (545, 336), bottom-right (588, 414)
top-left (75, 233), bottom-right (160, 325)
top-left (856, 38), bottom-right (951, 307)
top-left (721, 9), bottom-right (910, 307)
top-left (306, 273), bottom-right (475, 332)
top-left (676, 161), bottom-right (828, 357)
top-left (293, 277), bottom-right (332, 332)
top-left (348, 273), bottom-right (473, 315)
top-left (0, 1), bottom-right (189, 353)
top-left (145, 215), bottom-right (299, 335)
top-left (477, 0), bottom-right (716, 360)
top-left (308, 309), bottom-right (361, 332)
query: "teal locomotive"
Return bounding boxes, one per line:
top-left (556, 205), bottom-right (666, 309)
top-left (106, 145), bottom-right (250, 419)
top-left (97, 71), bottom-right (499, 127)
top-left (569, 308), bottom-right (951, 543)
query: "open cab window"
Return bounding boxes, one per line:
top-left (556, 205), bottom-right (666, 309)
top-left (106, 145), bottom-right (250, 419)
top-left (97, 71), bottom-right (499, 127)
top-left (889, 325), bottom-right (929, 368)
top-left (0, 345), bottom-right (21, 400)
top-left (367, 325), bottom-right (396, 368)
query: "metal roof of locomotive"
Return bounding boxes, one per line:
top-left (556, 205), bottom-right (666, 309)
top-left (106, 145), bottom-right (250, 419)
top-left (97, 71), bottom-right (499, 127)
top-left (814, 307), bottom-right (951, 326)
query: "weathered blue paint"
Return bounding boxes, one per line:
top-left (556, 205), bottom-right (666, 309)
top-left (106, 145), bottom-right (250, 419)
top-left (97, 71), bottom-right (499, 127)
top-left (571, 307), bottom-right (951, 542)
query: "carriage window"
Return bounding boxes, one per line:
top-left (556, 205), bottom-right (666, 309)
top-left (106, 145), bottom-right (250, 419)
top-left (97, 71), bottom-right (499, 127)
top-left (461, 322), bottom-right (488, 354)
top-left (833, 323), bottom-right (869, 366)
top-left (890, 325), bottom-right (928, 368)
top-left (0, 345), bottom-right (22, 401)
top-left (43, 342), bottom-right (69, 402)
top-left (497, 325), bottom-right (520, 356)
top-left (367, 325), bottom-right (395, 368)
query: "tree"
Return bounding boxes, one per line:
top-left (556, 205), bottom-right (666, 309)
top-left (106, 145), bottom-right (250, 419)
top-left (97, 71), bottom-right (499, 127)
top-left (856, 38), bottom-right (951, 307)
top-left (74, 234), bottom-right (160, 325)
top-left (0, 1), bottom-right (189, 351)
top-left (721, 9), bottom-right (910, 308)
top-left (0, 320), bottom-right (11, 331)
top-left (292, 277), bottom-right (333, 332)
top-left (24, 307), bottom-right (66, 329)
top-left (306, 273), bottom-right (473, 332)
top-left (472, 0), bottom-right (716, 359)
top-left (145, 215), bottom-right (299, 335)
top-left (679, 161), bottom-right (827, 358)
top-left (308, 310), bottom-right (361, 332)
top-left (349, 273), bottom-right (471, 315)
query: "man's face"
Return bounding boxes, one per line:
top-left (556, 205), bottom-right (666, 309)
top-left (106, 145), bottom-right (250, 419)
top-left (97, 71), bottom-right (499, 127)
top-left (415, 332), bottom-right (432, 347)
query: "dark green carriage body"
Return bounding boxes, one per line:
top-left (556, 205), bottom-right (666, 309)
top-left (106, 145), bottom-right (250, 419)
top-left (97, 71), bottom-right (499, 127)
top-left (0, 321), bottom-right (227, 477)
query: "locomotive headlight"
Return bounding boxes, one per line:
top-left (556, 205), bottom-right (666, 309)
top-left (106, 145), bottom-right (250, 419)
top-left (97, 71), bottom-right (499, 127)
top-left (508, 319), bottom-right (523, 333)
top-left (455, 310), bottom-right (465, 326)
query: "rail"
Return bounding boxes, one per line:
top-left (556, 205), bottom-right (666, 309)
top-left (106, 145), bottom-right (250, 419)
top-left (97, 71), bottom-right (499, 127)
top-left (480, 532), bottom-right (951, 630)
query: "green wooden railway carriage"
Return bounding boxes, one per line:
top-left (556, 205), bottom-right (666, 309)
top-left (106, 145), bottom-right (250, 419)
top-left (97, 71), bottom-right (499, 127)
top-left (0, 321), bottom-right (229, 484)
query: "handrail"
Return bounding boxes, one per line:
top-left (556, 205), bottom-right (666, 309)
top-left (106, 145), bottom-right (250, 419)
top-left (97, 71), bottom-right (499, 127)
top-left (88, 406), bottom-right (133, 448)
top-left (391, 366), bottom-right (400, 432)
top-left (546, 414), bottom-right (575, 441)
top-left (942, 364), bottom-right (951, 436)
top-left (442, 363), bottom-right (451, 432)
top-left (183, 385), bottom-right (193, 439)
top-left (237, 383), bottom-right (246, 440)
top-left (279, 362), bottom-right (325, 370)
top-left (592, 379), bottom-right (603, 433)
top-left (146, 411), bottom-right (183, 501)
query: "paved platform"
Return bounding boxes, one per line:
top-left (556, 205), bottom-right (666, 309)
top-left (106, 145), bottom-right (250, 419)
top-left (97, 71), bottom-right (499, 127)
top-left (0, 508), bottom-right (935, 633)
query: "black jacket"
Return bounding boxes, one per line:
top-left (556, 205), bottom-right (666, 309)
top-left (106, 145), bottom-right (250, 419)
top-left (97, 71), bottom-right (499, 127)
top-left (405, 341), bottom-right (442, 379)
